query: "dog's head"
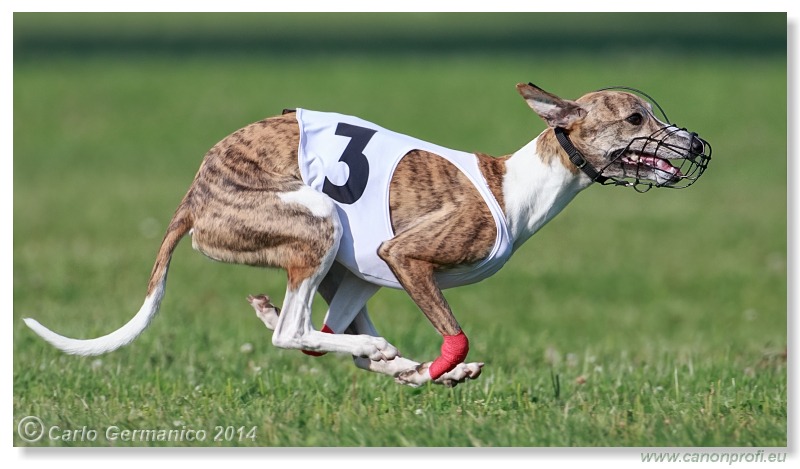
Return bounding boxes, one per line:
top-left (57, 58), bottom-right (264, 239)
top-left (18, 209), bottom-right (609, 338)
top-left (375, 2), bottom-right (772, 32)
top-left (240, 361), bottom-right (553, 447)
top-left (517, 83), bottom-right (711, 190)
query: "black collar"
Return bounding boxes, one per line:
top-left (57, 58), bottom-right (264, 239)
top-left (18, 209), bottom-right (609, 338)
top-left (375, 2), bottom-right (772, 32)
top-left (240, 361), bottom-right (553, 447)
top-left (553, 127), bottom-right (609, 184)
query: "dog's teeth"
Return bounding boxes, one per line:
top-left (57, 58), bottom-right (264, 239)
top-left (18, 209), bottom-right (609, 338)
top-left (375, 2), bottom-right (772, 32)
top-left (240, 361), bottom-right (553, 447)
top-left (629, 154), bottom-right (640, 162)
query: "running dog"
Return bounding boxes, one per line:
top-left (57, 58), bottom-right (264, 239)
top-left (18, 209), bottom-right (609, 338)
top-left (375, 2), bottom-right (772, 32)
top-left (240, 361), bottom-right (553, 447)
top-left (24, 83), bottom-right (710, 387)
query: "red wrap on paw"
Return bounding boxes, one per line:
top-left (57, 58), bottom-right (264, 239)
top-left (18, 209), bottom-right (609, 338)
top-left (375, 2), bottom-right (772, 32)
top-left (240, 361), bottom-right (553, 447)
top-left (302, 324), bottom-right (334, 357)
top-left (427, 331), bottom-right (469, 380)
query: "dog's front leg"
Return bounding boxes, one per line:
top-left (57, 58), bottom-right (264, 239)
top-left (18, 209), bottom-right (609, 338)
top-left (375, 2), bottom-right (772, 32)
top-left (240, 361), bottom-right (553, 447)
top-left (377, 227), bottom-right (477, 386)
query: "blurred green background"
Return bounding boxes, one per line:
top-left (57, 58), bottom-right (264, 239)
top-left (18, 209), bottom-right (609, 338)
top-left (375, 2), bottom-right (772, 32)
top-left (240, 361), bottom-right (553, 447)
top-left (13, 13), bottom-right (786, 447)
top-left (14, 12), bottom-right (786, 56)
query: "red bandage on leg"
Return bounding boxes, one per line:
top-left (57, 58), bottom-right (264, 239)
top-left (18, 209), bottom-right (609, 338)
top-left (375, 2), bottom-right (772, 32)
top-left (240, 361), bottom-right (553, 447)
top-left (427, 331), bottom-right (469, 380)
top-left (302, 324), bottom-right (333, 357)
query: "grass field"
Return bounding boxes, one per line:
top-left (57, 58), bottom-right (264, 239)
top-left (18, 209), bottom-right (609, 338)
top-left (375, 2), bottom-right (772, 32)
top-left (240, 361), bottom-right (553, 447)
top-left (12, 13), bottom-right (787, 448)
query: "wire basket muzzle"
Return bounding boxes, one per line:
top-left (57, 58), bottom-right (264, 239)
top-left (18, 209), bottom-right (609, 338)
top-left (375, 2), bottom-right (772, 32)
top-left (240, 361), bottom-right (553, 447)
top-left (601, 125), bottom-right (712, 192)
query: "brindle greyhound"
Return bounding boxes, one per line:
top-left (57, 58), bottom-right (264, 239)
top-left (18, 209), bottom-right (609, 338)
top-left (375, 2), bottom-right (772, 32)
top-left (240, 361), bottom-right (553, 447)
top-left (24, 83), bottom-right (710, 387)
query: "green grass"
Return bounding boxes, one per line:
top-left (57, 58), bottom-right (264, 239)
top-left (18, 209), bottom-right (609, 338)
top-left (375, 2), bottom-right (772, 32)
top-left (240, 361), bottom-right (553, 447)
top-left (13, 14), bottom-right (786, 447)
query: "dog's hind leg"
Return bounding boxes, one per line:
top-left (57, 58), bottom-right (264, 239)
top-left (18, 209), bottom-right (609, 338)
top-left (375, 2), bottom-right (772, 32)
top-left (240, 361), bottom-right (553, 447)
top-left (249, 263), bottom-right (382, 355)
top-left (190, 182), bottom-right (396, 360)
top-left (260, 189), bottom-right (397, 361)
top-left (246, 267), bottom-right (340, 332)
top-left (271, 266), bottom-right (398, 360)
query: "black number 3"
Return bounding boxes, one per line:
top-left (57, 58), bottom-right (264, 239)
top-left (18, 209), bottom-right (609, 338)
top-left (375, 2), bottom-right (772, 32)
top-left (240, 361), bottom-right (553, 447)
top-left (322, 123), bottom-right (376, 204)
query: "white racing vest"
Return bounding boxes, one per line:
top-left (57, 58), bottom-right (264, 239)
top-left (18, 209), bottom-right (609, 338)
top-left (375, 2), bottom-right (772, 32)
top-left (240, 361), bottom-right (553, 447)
top-left (296, 108), bottom-right (512, 289)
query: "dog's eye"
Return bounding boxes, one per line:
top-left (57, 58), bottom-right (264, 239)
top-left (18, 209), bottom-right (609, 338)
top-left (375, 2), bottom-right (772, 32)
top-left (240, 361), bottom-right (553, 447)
top-left (625, 113), bottom-right (643, 126)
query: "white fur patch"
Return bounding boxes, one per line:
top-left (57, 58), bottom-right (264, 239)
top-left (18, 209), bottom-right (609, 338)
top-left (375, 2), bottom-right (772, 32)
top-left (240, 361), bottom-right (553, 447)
top-left (502, 137), bottom-right (589, 250)
top-left (278, 186), bottom-right (335, 218)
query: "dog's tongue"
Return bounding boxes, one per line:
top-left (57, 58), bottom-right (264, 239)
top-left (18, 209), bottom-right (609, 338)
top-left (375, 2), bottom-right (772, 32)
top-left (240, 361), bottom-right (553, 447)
top-left (641, 156), bottom-right (682, 177)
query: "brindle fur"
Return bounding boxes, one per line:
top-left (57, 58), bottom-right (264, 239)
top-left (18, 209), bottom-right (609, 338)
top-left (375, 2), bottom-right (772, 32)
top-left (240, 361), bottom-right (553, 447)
top-left (148, 114), bottom-right (340, 291)
top-left (476, 152), bottom-right (509, 208)
top-left (383, 151), bottom-right (504, 334)
top-left (147, 115), bottom-right (509, 337)
top-left (571, 91), bottom-right (656, 170)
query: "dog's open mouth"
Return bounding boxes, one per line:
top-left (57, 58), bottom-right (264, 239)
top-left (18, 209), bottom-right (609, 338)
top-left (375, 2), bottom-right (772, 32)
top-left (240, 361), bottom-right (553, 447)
top-left (620, 151), bottom-right (683, 180)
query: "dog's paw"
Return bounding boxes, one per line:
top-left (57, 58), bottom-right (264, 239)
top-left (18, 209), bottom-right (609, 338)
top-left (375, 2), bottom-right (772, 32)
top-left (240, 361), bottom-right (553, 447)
top-left (394, 361), bottom-right (484, 388)
top-left (247, 294), bottom-right (280, 330)
top-left (433, 362), bottom-right (484, 387)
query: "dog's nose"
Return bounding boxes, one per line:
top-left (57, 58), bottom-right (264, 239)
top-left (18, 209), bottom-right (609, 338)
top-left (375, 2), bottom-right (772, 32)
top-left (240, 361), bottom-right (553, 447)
top-left (690, 133), bottom-right (704, 155)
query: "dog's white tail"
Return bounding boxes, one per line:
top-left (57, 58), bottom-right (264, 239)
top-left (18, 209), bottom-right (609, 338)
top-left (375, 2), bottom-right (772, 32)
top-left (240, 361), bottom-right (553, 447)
top-left (23, 276), bottom-right (167, 356)
top-left (23, 204), bottom-right (192, 356)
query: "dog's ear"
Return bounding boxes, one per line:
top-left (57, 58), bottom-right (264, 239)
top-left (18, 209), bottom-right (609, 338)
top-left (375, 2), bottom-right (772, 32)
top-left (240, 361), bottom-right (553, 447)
top-left (516, 83), bottom-right (586, 129)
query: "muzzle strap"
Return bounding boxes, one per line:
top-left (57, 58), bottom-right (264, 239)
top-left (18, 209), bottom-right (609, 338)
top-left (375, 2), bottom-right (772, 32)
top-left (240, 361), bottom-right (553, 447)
top-left (554, 127), bottom-right (609, 184)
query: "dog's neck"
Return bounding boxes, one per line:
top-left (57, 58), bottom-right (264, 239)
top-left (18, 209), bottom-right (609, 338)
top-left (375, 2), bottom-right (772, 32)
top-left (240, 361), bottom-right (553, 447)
top-left (501, 132), bottom-right (592, 250)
